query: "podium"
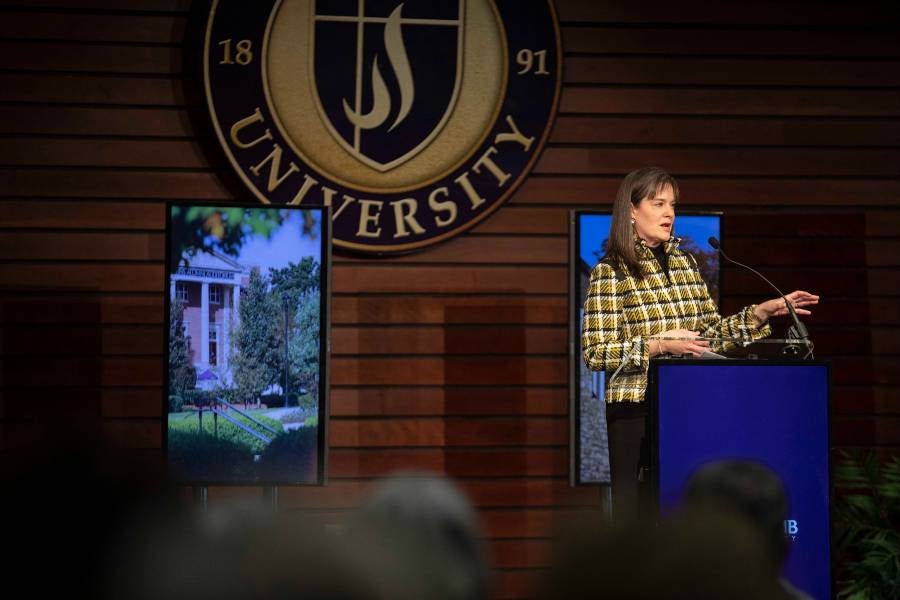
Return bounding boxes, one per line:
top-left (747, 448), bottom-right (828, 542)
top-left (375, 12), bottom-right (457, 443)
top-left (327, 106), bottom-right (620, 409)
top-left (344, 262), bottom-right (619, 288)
top-left (647, 359), bottom-right (831, 600)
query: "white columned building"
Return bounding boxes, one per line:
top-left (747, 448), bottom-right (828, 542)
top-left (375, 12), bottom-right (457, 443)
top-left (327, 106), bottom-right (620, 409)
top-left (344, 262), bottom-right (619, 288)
top-left (170, 250), bottom-right (247, 385)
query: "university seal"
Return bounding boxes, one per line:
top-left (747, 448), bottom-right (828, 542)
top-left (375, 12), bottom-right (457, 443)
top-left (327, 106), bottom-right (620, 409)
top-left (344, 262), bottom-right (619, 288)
top-left (205, 0), bottom-right (561, 254)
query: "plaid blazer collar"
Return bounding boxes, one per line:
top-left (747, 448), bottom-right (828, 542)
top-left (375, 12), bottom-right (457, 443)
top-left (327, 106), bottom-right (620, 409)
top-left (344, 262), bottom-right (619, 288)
top-left (633, 235), bottom-right (682, 256)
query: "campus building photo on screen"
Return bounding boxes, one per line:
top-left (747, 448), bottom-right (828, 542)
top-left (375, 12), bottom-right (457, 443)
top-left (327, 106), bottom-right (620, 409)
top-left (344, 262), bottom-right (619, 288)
top-left (165, 204), bottom-right (329, 485)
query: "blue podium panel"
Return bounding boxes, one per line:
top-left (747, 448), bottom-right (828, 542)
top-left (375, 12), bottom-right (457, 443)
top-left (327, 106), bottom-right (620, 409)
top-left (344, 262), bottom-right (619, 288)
top-left (650, 361), bottom-right (831, 600)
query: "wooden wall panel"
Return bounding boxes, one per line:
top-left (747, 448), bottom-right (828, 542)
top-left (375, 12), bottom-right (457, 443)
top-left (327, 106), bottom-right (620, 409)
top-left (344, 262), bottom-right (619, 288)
top-left (1, 1), bottom-right (898, 598)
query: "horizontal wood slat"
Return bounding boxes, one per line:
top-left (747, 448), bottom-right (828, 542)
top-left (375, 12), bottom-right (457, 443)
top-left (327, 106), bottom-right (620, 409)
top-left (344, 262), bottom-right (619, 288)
top-left (7, 108), bottom-right (900, 150)
top-left (536, 147), bottom-right (900, 177)
top-left (331, 386), bottom-right (568, 417)
top-left (3, 356), bottom-right (899, 388)
top-left (490, 539), bottom-right (550, 569)
top-left (336, 237), bottom-right (566, 265)
top-left (3, 262), bottom-right (897, 295)
top-left (481, 208), bottom-right (900, 237)
top-left (724, 267), bottom-right (900, 296)
top-left (2, 325), bottom-right (892, 366)
top-left (481, 508), bottom-right (557, 539)
top-left (0, 106), bottom-right (196, 137)
top-left (564, 56), bottom-right (900, 87)
top-left (7, 40), bottom-right (900, 90)
top-left (556, 0), bottom-right (900, 26)
top-left (8, 411), bottom-right (899, 451)
top-left (560, 88), bottom-right (900, 117)
top-left (0, 11), bottom-right (186, 43)
top-left (0, 1), bottom-right (190, 11)
top-left (329, 448), bottom-right (567, 479)
top-left (5, 170), bottom-right (900, 209)
top-left (207, 478), bottom-right (604, 510)
top-left (0, 41), bottom-right (181, 74)
top-left (0, 137), bottom-right (217, 169)
top-left (330, 417), bottom-right (568, 448)
top-left (330, 325), bottom-right (566, 356)
top-left (4, 13), bottom-right (896, 58)
top-left (0, 385), bottom-right (570, 420)
top-left (331, 266), bottom-right (566, 294)
top-left (7, 75), bottom-right (900, 118)
top-left (0, 231), bottom-right (164, 261)
top-left (512, 177), bottom-right (900, 206)
top-left (0, 294), bottom-right (163, 325)
top-left (0, 323), bottom-right (894, 365)
top-left (0, 200), bottom-right (166, 229)
top-left (3, 382), bottom-right (898, 422)
top-left (329, 357), bottom-right (568, 387)
top-left (0, 292), bottom-right (896, 332)
top-left (562, 26), bottom-right (900, 57)
top-left (0, 169), bottom-right (232, 199)
top-left (832, 416), bottom-right (900, 446)
top-left (0, 73), bottom-right (185, 105)
top-left (723, 213), bottom-right (898, 238)
top-left (0, 294), bottom-right (568, 326)
top-left (833, 387), bottom-right (900, 416)
top-left (5, 200), bottom-right (871, 237)
top-left (550, 116), bottom-right (900, 147)
top-left (6, 138), bottom-right (900, 179)
top-left (0, 228), bottom-right (898, 268)
top-left (0, 325), bottom-right (162, 356)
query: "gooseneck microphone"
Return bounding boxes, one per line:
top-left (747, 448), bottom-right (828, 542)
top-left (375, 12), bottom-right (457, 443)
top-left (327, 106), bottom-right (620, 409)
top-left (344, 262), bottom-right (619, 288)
top-left (708, 236), bottom-right (812, 358)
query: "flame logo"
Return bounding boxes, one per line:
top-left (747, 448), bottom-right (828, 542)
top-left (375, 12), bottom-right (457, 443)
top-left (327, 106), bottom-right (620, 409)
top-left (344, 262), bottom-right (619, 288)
top-left (343, 3), bottom-right (415, 135)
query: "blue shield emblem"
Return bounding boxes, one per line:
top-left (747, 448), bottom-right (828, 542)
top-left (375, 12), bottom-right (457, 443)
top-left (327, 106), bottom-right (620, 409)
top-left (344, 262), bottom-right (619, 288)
top-left (311, 0), bottom-right (464, 171)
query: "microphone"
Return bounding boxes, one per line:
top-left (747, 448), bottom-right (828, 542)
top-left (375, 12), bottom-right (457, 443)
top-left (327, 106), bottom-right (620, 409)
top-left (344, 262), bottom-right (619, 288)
top-left (708, 237), bottom-right (811, 357)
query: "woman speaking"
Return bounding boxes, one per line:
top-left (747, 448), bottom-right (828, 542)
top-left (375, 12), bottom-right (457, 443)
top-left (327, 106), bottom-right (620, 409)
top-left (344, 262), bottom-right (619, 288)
top-left (581, 166), bottom-right (819, 516)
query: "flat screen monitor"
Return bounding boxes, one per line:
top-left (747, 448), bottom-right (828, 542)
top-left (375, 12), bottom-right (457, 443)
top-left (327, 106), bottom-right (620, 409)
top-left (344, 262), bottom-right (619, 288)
top-left (650, 361), bottom-right (831, 600)
top-left (164, 203), bottom-right (330, 485)
top-left (570, 210), bottom-right (722, 485)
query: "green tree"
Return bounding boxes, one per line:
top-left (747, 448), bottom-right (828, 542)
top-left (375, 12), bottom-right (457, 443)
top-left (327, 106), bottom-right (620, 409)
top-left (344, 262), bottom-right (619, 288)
top-left (231, 267), bottom-right (280, 407)
top-left (269, 257), bottom-right (320, 305)
top-left (680, 236), bottom-right (719, 303)
top-left (288, 291), bottom-right (321, 406)
top-left (271, 259), bottom-right (321, 406)
top-left (168, 301), bottom-right (197, 411)
top-left (169, 207), bottom-right (318, 270)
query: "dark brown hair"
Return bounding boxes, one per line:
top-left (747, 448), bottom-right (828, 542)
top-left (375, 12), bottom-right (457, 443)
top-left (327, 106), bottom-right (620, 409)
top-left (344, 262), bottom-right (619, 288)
top-left (605, 166), bottom-right (680, 279)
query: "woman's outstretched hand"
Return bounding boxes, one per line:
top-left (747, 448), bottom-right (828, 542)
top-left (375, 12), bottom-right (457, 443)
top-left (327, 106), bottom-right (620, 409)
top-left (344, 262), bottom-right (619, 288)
top-left (651, 329), bottom-right (710, 357)
top-left (753, 290), bottom-right (820, 325)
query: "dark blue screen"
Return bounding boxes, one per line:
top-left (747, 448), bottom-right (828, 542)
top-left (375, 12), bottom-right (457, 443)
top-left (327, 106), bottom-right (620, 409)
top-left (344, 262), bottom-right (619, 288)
top-left (656, 363), bottom-right (830, 600)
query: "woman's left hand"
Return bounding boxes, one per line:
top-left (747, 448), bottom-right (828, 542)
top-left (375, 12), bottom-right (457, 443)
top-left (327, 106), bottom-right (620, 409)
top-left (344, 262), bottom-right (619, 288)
top-left (753, 290), bottom-right (820, 324)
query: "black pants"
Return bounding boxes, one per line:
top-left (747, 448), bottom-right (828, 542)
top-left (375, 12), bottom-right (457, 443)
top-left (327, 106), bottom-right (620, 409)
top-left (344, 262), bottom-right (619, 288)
top-left (606, 402), bottom-right (650, 521)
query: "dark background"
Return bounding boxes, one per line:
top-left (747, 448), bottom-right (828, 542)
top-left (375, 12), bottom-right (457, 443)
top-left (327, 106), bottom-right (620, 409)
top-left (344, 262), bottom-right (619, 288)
top-left (0, 1), bottom-right (898, 597)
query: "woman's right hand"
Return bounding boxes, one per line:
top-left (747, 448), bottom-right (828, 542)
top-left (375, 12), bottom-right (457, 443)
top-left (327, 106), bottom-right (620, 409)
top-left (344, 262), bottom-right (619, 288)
top-left (652, 329), bottom-right (710, 357)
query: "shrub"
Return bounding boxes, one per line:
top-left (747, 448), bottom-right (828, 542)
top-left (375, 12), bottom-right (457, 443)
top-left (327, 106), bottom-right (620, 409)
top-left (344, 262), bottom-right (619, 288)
top-left (167, 411), bottom-right (282, 455)
top-left (167, 429), bottom-right (256, 483)
top-left (168, 394), bottom-right (184, 413)
top-left (258, 426), bottom-right (319, 483)
top-left (183, 389), bottom-right (208, 407)
top-left (261, 393), bottom-right (287, 408)
top-left (834, 452), bottom-right (900, 599)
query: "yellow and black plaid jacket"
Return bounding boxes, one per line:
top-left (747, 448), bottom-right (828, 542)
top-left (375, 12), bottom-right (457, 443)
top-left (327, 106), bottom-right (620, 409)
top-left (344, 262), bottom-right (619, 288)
top-left (582, 237), bottom-right (771, 403)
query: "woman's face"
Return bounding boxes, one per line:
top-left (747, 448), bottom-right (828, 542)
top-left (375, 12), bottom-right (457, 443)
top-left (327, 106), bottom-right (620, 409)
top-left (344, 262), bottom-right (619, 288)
top-left (631, 183), bottom-right (676, 247)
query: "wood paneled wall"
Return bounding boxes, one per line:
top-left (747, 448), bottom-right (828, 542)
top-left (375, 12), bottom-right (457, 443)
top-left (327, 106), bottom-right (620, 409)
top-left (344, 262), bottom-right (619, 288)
top-left (1, 1), bottom-right (899, 597)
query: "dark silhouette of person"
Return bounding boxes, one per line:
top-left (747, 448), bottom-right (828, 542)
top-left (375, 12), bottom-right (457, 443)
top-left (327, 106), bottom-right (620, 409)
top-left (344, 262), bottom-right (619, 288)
top-left (683, 459), bottom-right (813, 600)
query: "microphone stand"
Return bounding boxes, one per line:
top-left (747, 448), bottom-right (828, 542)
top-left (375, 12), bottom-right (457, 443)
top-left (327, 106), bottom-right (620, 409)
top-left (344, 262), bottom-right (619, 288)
top-left (708, 237), bottom-right (814, 360)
